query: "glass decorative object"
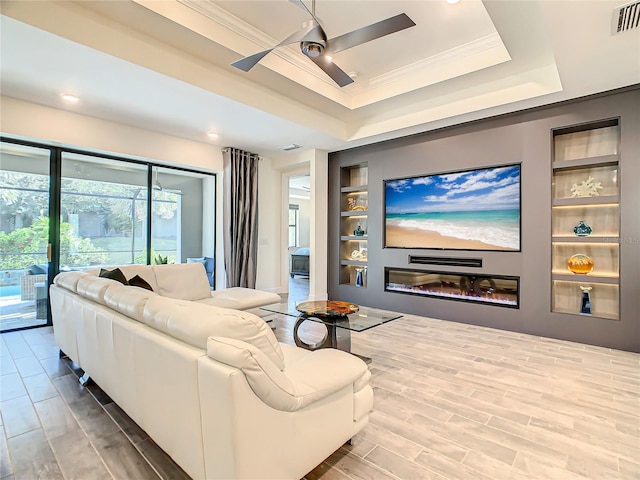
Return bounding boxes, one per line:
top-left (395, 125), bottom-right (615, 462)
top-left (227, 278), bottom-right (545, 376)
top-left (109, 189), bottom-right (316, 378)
top-left (355, 268), bottom-right (365, 287)
top-left (567, 254), bottom-right (594, 274)
top-left (573, 220), bottom-right (592, 237)
top-left (579, 286), bottom-right (592, 314)
top-left (354, 222), bottom-right (365, 236)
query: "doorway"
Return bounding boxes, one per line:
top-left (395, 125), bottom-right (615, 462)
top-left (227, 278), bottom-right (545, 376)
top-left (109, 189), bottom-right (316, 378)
top-left (0, 142), bottom-right (52, 331)
top-left (288, 174), bottom-right (311, 301)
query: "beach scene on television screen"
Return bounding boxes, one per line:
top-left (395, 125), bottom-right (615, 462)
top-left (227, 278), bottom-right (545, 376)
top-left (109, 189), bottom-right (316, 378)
top-left (385, 164), bottom-right (520, 251)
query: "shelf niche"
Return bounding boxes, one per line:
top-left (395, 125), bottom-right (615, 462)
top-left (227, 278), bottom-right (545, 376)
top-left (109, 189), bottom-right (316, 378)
top-left (339, 163), bottom-right (369, 288)
top-left (551, 119), bottom-right (620, 320)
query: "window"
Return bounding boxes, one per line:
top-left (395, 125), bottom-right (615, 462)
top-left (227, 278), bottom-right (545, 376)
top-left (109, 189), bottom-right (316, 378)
top-left (0, 137), bottom-right (217, 332)
top-left (289, 204), bottom-right (299, 248)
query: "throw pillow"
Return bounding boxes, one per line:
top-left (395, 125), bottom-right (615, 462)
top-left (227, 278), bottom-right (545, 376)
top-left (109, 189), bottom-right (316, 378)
top-left (187, 257), bottom-right (206, 267)
top-left (128, 274), bottom-right (153, 291)
top-left (99, 268), bottom-right (128, 285)
top-left (29, 264), bottom-right (47, 275)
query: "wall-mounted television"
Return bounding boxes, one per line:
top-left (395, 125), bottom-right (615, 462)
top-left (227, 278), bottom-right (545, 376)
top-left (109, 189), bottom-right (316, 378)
top-left (384, 163), bottom-right (521, 251)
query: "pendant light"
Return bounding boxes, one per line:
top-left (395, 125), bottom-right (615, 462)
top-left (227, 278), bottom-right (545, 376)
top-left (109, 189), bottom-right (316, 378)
top-left (152, 167), bottom-right (163, 191)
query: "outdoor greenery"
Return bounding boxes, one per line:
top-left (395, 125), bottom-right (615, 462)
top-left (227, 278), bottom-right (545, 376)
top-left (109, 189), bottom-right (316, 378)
top-left (0, 217), bottom-right (107, 270)
top-left (1, 171), bottom-right (179, 271)
top-left (154, 253), bottom-right (169, 265)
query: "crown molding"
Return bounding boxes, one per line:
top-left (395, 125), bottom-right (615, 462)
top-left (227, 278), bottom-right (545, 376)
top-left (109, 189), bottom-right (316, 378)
top-left (178, 0), bottom-right (339, 88)
top-left (369, 33), bottom-right (507, 89)
top-left (173, 1), bottom-right (510, 110)
top-left (178, 0), bottom-right (271, 48)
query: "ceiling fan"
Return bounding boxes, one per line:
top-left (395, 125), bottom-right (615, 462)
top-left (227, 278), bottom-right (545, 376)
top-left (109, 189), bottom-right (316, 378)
top-left (231, 0), bottom-right (416, 87)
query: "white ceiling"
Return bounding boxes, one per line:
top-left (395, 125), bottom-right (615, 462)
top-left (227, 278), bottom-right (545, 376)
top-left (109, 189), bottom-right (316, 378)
top-left (289, 174), bottom-right (311, 196)
top-left (0, 0), bottom-right (638, 158)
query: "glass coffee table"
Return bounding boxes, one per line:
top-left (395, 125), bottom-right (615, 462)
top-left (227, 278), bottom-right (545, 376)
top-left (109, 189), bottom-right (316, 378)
top-left (260, 300), bottom-right (402, 363)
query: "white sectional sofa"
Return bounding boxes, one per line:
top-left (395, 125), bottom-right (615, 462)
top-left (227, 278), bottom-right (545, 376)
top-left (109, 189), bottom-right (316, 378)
top-left (50, 263), bottom-right (373, 480)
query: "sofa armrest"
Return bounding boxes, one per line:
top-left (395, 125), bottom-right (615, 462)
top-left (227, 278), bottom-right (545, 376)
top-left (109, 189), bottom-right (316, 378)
top-left (282, 348), bottom-right (370, 394)
top-left (207, 337), bottom-right (369, 412)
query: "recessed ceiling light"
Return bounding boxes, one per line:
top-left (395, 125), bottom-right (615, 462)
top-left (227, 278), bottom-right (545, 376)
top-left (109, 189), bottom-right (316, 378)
top-left (61, 93), bottom-right (79, 103)
top-left (348, 72), bottom-right (359, 79)
top-left (207, 131), bottom-right (219, 138)
top-left (446, 0), bottom-right (461, 4)
top-left (325, 55), bottom-right (333, 62)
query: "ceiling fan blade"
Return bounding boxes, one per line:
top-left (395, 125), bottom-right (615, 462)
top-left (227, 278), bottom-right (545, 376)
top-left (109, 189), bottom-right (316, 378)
top-left (232, 21), bottom-right (323, 72)
top-left (288, 0), bottom-right (324, 29)
top-left (327, 13), bottom-right (416, 54)
top-left (310, 56), bottom-right (354, 87)
top-left (231, 49), bottom-right (274, 72)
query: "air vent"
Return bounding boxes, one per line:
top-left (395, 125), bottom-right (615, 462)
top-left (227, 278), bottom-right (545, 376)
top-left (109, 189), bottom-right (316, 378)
top-left (613, 1), bottom-right (640, 33)
top-left (278, 144), bottom-right (302, 151)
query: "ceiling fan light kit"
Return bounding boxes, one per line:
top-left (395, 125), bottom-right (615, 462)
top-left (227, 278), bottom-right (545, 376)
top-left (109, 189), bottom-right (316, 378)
top-left (301, 41), bottom-right (325, 58)
top-left (231, 0), bottom-right (415, 87)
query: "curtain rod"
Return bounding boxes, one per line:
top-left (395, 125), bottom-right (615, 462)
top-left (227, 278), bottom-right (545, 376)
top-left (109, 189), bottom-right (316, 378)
top-left (221, 147), bottom-right (262, 160)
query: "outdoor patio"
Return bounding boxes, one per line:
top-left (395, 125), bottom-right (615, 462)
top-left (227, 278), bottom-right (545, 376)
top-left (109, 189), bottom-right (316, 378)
top-left (0, 295), bottom-right (45, 332)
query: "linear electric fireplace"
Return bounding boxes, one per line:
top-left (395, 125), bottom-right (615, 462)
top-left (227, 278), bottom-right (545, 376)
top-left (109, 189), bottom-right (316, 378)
top-left (385, 267), bottom-right (520, 309)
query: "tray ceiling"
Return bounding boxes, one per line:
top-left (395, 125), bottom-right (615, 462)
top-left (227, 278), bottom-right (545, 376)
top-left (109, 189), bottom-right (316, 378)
top-left (0, 1), bottom-right (638, 156)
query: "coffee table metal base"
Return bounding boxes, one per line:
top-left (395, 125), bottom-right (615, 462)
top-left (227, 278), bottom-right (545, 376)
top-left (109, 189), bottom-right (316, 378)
top-left (260, 301), bottom-right (402, 365)
top-left (294, 314), bottom-right (371, 363)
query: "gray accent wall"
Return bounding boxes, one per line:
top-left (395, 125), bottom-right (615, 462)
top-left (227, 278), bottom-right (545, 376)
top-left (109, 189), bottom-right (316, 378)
top-left (329, 88), bottom-right (640, 352)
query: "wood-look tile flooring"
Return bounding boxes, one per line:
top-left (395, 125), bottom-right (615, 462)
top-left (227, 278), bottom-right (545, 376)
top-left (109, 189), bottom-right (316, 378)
top-left (0, 326), bottom-right (189, 480)
top-left (292, 315), bottom-right (640, 480)
top-left (2, 302), bottom-right (639, 479)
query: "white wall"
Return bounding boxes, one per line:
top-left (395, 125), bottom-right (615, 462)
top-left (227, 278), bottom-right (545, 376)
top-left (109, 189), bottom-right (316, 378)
top-left (255, 156), bottom-right (282, 292)
top-left (260, 149), bottom-right (329, 299)
top-left (288, 196), bottom-right (310, 248)
top-left (0, 96), bottom-right (222, 170)
top-left (309, 150), bottom-right (329, 300)
top-left (2, 96), bottom-right (227, 287)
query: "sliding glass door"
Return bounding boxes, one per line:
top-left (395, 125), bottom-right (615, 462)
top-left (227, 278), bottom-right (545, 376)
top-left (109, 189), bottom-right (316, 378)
top-left (151, 166), bottom-right (216, 286)
top-left (0, 142), bottom-right (53, 331)
top-left (0, 137), bottom-right (216, 332)
top-left (60, 153), bottom-right (149, 268)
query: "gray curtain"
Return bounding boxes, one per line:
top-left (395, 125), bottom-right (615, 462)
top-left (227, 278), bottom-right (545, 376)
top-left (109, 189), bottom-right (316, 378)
top-left (222, 147), bottom-right (259, 288)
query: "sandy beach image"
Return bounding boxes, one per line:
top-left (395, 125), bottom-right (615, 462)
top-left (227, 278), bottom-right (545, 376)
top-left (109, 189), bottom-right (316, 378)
top-left (385, 164), bottom-right (521, 251)
top-left (385, 224), bottom-right (512, 250)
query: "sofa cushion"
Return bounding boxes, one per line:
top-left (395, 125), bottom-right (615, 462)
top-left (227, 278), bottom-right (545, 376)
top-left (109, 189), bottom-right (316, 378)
top-left (85, 265), bottom-right (160, 292)
top-left (117, 266), bottom-right (159, 292)
top-left (128, 274), bottom-right (153, 291)
top-left (53, 271), bottom-right (87, 293)
top-left (141, 297), bottom-right (285, 369)
top-left (207, 337), bottom-right (369, 412)
top-left (104, 285), bottom-right (157, 322)
top-left (201, 287), bottom-right (281, 311)
top-left (152, 263), bottom-right (211, 301)
top-left (99, 267), bottom-right (128, 285)
top-left (76, 276), bottom-right (122, 305)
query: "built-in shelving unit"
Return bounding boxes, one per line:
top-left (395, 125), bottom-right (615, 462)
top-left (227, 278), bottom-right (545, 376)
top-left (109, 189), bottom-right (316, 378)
top-left (339, 163), bottom-right (368, 288)
top-left (551, 119), bottom-right (620, 320)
